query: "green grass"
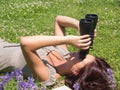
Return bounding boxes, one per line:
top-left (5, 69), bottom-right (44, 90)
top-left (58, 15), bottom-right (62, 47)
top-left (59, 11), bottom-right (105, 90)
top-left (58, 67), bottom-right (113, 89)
top-left (0, 0), bottom-right (120, 89)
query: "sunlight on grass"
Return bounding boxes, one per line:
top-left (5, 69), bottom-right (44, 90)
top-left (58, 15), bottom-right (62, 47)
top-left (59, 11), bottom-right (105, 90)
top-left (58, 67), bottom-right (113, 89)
top-left (0, 0), bottom-right (120, 89)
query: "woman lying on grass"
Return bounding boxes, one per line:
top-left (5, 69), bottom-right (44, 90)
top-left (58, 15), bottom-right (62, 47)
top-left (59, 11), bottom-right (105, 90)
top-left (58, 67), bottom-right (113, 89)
top-left (0, 15), bottom-right (116, 90)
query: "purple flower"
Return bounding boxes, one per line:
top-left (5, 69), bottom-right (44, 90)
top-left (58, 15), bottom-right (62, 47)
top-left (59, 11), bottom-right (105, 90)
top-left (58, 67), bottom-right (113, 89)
top-left (0, 72), bottom-right (11, 90)
top-left (73, 83), bottom-right (80, 90)
top-left (1, 72), bottom-right (10, 86)
top-left (27, 77), bottom-right (34, 83)
top-left (21, 81), bottom-right (28, 88)
top-left (41, 86), bottom-right (46, 90)
top-left (16, 75), bottom-right (23, 82)
top-left (0, 69), bottom-right (38, 90)
top-left (106, 68), bottom-right (116, 89)
top-left (27, 77), bottom-right (37, 89)
top-left (0, 82), bottom-right (4, 90)
top-left (9, 71), bottom-right (15, 78)
top-left (14, 69), bottom-right (22, 76)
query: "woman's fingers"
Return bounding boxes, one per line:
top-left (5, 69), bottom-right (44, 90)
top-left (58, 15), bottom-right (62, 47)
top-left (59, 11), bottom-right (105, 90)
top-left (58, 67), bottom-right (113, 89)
top-left (94, 29), bottom-right (97, 37)
top-left (66, 35), bottom-right (91, 49)
top-left (80, 37), bottom-right (91, 43)
top-left (81, 40), bottom-right (91, 46)
top-left (81, 42), bottom-right (91, 49)
top-left (78, 35), bottom-right (91, 49)
top-left (80, 35), bottom-right (90, 39)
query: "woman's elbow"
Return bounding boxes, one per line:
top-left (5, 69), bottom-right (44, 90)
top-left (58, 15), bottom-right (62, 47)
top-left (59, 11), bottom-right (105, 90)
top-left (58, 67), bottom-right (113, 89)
top-left (20, 36), bottom-right (29, 49)
top-left (55, 15), bottom-right (63, 23)
top-left (20, 36), bottom-right (25, 46)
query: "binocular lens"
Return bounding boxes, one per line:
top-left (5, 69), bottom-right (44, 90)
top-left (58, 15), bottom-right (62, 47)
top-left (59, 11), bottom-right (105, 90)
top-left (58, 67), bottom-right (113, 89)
top-left (85, 14), bottom-right (98, 29)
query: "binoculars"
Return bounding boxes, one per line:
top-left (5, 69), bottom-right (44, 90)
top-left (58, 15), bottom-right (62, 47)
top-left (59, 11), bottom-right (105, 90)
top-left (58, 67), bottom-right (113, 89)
top-left (79, 14), bottom-right (98, 59)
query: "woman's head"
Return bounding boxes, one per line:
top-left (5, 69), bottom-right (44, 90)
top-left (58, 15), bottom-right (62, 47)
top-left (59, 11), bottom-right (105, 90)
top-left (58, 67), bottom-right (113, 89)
top-left (65, 57), bottom-right (116, 90)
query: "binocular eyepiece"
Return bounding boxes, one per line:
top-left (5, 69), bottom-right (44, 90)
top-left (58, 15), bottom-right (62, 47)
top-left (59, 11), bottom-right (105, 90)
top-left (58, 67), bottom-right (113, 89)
top-left (79, 14), bottom-right (98, 59)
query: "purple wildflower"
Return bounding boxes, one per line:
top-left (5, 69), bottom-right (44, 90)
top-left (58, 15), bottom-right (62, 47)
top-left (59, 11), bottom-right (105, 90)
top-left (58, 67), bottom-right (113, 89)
top-left (0, 69), bottom-right (38, 90)
top-left (0, 72), bottom-right (12, 90)
top-left (73, 83), bottom-right (80, 90)
top-left (27, 77), bottom-right (37, 89)
top-left (21, 81), bottom-right (28, 88)
top-left (1, 72), bottom-right (10, 86)
top-left (0, 82), bottom-right (4, 90)
top-left (106, 68), bottom-right (116, 89)
top-left (41, 86), bottom-right (46, 90)
top-left (14, 69), bottom-right (22, 76)
top-left (16, 75), bottom-right (23, 82)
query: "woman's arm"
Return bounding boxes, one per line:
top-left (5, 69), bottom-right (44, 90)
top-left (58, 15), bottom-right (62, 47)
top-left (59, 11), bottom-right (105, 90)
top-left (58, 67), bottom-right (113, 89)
top-left (20, 36), bottom-right (68, 51)
top-left (20, 35), bottom-right (91, 81)
top-left (54, 16), bottom-right (97, 50)
top-left (54, 15), bottom-right (79, 49)
top-left (20, 36), bottom-right (69, 81)
top-left (20, 35), bottom-right (91, 51)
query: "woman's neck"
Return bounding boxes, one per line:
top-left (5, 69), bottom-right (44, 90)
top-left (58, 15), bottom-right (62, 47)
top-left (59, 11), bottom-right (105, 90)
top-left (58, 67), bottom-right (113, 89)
top-left (71, 52), bottom-right (95, 76)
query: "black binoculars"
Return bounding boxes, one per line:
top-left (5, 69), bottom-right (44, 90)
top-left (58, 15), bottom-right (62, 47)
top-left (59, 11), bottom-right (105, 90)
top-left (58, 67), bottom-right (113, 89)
top-left (79, 14), bottom-right (98, 59)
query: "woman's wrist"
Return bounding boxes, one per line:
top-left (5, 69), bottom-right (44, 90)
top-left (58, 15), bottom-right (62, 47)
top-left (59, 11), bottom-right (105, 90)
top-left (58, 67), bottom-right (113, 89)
top-left (65, 35), bottom-right (80, 47)
top-left (65, 36), bottom-right (74, 45)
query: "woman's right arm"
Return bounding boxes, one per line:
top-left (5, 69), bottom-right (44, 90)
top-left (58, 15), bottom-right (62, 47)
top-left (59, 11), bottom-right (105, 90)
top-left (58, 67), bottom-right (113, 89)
top-left (54, 15), bottom-right (97, 50)
top-left (54, 15), bottom-right (79, 49)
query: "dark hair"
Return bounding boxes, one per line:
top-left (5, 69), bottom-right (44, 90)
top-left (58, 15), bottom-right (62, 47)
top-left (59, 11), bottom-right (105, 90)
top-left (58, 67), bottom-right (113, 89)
top-left (65, 57), bottom-right (116, 90)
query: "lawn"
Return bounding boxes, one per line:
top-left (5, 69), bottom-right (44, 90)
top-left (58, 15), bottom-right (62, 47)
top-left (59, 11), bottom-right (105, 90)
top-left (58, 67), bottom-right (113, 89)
top-left (0, 0), bottom-right (120, 89)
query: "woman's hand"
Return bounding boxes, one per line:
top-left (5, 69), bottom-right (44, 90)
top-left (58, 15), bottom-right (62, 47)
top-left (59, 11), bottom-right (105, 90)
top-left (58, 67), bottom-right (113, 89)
top-left (66, 35), bottom-right (91, 50)
top-left (94, 29), bottom-right (97, 37)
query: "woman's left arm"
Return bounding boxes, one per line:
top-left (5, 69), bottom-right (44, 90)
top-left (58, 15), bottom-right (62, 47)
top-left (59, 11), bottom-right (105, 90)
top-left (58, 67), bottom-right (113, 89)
top-left (20, 36), bottom-right (68, 81)
top-left (54, 15), bottom-right (79, 49)
top-left (20, 36), bottom-right (68, 51)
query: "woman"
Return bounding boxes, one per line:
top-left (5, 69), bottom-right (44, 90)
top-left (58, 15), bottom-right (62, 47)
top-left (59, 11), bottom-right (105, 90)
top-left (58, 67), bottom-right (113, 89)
top-left (0, 16), bottom-right (115, 90)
